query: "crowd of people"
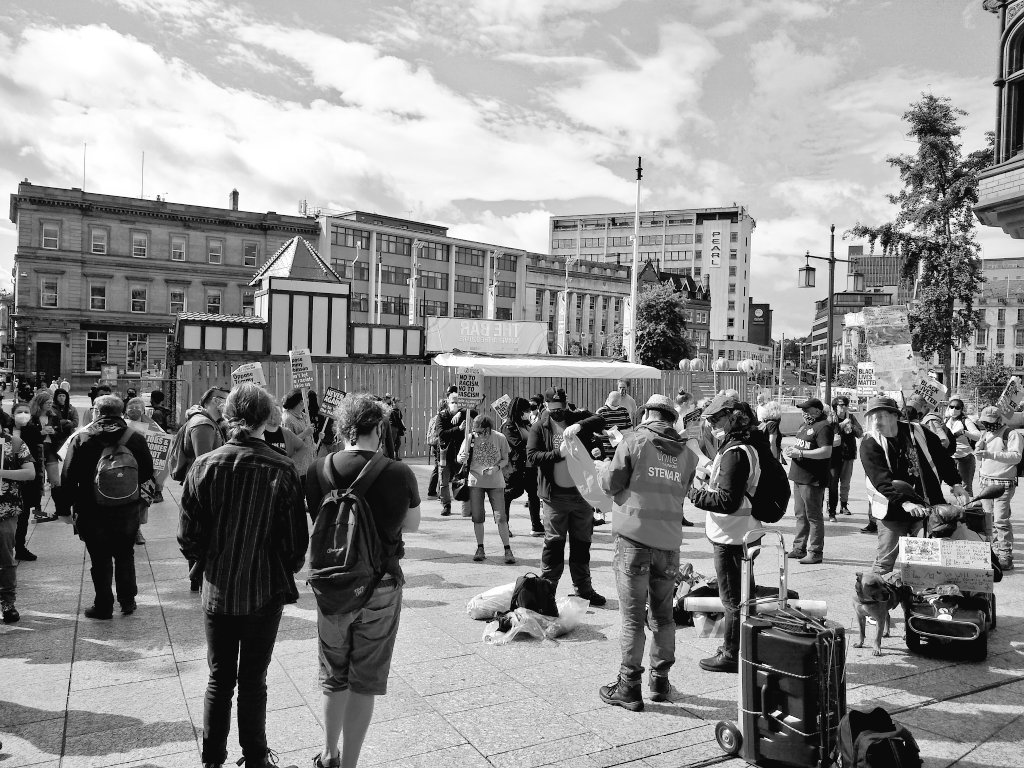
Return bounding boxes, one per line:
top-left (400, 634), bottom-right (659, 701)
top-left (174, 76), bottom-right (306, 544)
top-left (2, 372), bottom-right (1020, 763)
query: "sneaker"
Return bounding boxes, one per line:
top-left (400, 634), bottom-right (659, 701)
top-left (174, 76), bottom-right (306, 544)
top-left (860, 524), bottom-right (877, 534)
top-left (680, 516), bottom-right (694, 527)
top-left (599, 678), bottom-right (644, 712)
top-left (787, 550), bottom-right (806, 560)
top-left (135, 532), bottom-right (146, 545)
top-left (531, 529), bottom-right (545, 537)
top-left (648, 673), bottom-right (671, 702)
top-left (312, 755), bottom-right (340, 768)
top-left (699, 652), bottom-right (738, 673)
top-left (121, 600), bottom-right (137, 615)
top-left (473, 546), bottom-right (486, 562)
top-left (841, 505), bottom-right (852, 515)
top-left (461, 511), bottom-right (473, 518)
top-left (440, 509), bottom-right (451, 516)
top-left (15, 548), bottom-right (37, 562)
top-left (576, 588), bottom-right (607, 607)
top-left (593, 517), bottom-right (607, 526)
top-left (84, 605), bottom-right (113, 620)
top-left (236, 748), bottom-right (297, 768)
top-left (153, 491), bottom-right (165, 503)
top-left (190, 577), bottom-right (202, 593)
top-left (1, 601), bottom-right (20, 624)
top-left (427, 492), bottom-right (438, 499)
top-left (504, 546), bottom-right (516, 565)
top-left (828, 515), bottom-right (837, 523)
top-left (998, 556), bottom-right (1014, 571)
top-left (33, 511), bottom-right (57, 523)
top-left (798, 553), bottom-right (823, 565)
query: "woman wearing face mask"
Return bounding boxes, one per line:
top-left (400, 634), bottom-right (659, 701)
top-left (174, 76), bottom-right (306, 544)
top-left (501, 397), bottom-right (543, 536)
top-left (30, 390), bottom-right (77, 519)
top-left (10, 403), bottom-right (45, 558)
top-left (458, 415), bottom-right (514, 563)
top-left (945, 398), bottom-right (982, 495)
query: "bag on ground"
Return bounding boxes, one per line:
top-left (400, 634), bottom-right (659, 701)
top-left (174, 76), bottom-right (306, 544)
top-left (838, 706), bottom-right (922, 768)
top-left (94, 431), bottom-right (141, 507)
top-left (466, 581), bottom-right (516, 620)
top-left (510, 572), bottom-right (558, 617)
top-left (307, 453), bottom-right (390, 615)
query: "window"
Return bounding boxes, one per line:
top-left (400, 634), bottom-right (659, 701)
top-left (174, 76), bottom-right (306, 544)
top-left (665, 251), bottom-right (692, 261)
top-left (496, 281), bottom-right (516, 298)
top-left (86, 332), bottom-right (108, 371)
top-left (455, 275), bottom-right (483, 294)
top-left (1017, 353), bottom-right (1024, 367)
top-left (241, 290), bottom-right (255, 316)
top-left (996, 352), bottom-right (1005, 363)
top-left (977, 352), bottom-right (986, 365)
top-left (41, 222), bottom-right (59, 250)
top-left (694, 267), bottom-right (702, 277)
top-left (695, 232), bottom-right (703, 243)
top-left (130, 286), bottom-right (147, 313)
top-left (552, 238), bottom-right (576, 249)
top-left (380, 295), bottom-right (408, 315)
top-left (454, 302), bottom-right (482, 318)
top-left (380, 265), bottom-right (411, 285)
top-left (695, 250), bottom-right (702, 260)
top-left (638, 235), bottom-right (662, 246)
top-left (729, 249), bottom-right (737, 260)
top-left (171, 235), bottom-right (186, 261)
top-left (729, 266), bottom-right (737, 276)
top-left (330, 225), bottom-right (370, 250)
top-left (454, 246), bottom-right (484, 266)
top-left (208, 239), bottom-right (224, 264)
top-left (126, 333), bottom-right (148, 372)
top-left (132, 232), bottom-right (148, 259)
top-left (418, 269), bottom-right (448, 290)
top-left (91, 229), bottom-right (107, 255)
top-left (378, 234), bottom-right (411, 256)
top-left (169, 288), bottom-right (186, 314)
top-left (665, 234), bottom-right (694, 245)
top-left (998, 308), bottom-right (1006, 324)
top-left (418, 241), bottom-right (448, 262)
top-left (351, 293), bottom-right (369, 312)
top-left (608, 236), bottom-right (630, 247)
top-left (728, 283), bottom-right (736, 294)
top-left (1019, 308), bottom-right (1024, 323)
top-left (727, 318), bottom-right (735, 327)
top-left (495, 253), bottom-right (518, 272)
top-left (206, 290), bottom-right (222, 314)
top-left (727, 350), bottom-right (735, 360)
top-left (332, 259), bottom-right (370, 281)
top-left (730, 232), bottom-right (738, 243)
top-left (727, 301), bottom-right (735, 311)
top-left (998, 328), bottom-right (1006, 346)
top-left (1017, 328), bottom-right (1024, 346)
top-left (421, 299), bottom-right (449, 316)
top-left (243, 242), bottom-right (259, 268)
top-left (580, 237), bottom-right (602, 248)
top-left (40, 277), bottom-right (59, 308)
top-left (90, 284), bottom-right (106, 311)
top-left (977, 328), bottom-right (988, 345)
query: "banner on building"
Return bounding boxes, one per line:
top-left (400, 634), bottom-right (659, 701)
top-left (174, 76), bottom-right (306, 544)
top-left (555, 291), bottom-right (568, 355)
top-left (455, 368), bottom-right (483, 408)
top-left (995, 376), bottom-right (1024, 417)
top-left (621, 296), bottom-right (634, 361)
top-left (708, 229), bottom-right (722, 268)
top-left (490, 394), bottom-right (511, 423)
top-left (289, 349), bottom-right (314, 389)
top-left (425, 318), bottom-right (548, 355)
top-left (231, 362), bottom-right (267, 388)
top-left (322, 387), bottom-right (346, 420)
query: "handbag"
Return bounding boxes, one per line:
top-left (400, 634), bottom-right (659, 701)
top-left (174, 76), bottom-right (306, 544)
top-left (451, 435), bottom-right (474, 502)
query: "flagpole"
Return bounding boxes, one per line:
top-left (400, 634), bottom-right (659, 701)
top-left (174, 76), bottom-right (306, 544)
top-left (627, 156), bottom-right (642, 363)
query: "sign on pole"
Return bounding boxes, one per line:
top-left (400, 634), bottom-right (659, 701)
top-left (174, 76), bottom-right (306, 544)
top-left (622, 296), bottom-right (634, 362)
top-left (455, 368), bottom-right (483, 408)
top-left (911, 376), bottom-right (948, 410)
top-left (490, 394), bottom-right (511, 423)
top-left (289, 349), bottom-right (314, 389)
top-left (995, 376), bottom-right (1024, 418)
top-left (322, 387), bottom-right (346, 420)
top-left (231, 362), bottom-right (267, 388)
top-left (555, 291), bottom-right (568, 355)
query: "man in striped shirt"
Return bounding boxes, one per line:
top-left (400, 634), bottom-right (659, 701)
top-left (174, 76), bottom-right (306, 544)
top-left (596, 391), bottom-right (633, 458)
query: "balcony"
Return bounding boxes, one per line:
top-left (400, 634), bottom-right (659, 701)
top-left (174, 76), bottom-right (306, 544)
top-left (976, 155), bottom-right (1024, 237)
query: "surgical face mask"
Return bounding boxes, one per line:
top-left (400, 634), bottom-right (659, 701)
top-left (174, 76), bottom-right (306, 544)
top-left (945, 408), bottom-right (958, 419)
top-left (126, 410), bottom-right (144, 422)
top-left (13, 413), bottom-right (30, 427)
top-left (711, 426), bottom-right (728, 440)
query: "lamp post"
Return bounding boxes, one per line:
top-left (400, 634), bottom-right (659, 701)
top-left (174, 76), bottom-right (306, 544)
top-left (797, 225), bottom-right (865, 406)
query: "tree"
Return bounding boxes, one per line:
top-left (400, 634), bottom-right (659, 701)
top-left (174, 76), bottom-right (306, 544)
top-left (833, 372), bottom-right (857, 389)
top-left (959, 358), bottom-right (1014, 407)
top-left (850, 94), bottom-right (988, 387)
top-left (609, 284), bottom-right (695, 368)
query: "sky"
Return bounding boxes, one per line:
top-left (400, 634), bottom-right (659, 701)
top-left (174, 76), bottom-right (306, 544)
top-left (0, 0), bottom-right (1017, 339)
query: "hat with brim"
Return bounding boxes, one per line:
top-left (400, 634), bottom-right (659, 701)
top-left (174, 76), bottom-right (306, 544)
top-left (865, 396), bottom-right (901, 416)
top-left (703, 393), bottom-right (739, 419)
top-left (979, 405), bottom-right (1004, 423)
top-left (641, 394), bottom-right (678, 420)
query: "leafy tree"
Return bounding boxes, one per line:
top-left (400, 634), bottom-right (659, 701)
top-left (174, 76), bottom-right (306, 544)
top-left (833, 372), bottom-right (857, 389)
top-left (850, 94), bottom-right (988, 386)
top-left (959, 358), bottom-right (1015, 407)
top-left (609, 284), bottom-right (695, 368)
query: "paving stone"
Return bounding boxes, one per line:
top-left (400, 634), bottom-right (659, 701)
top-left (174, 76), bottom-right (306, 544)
top-left (570, 703), bottom-right (706, 748)
top-left (60, 719), bottom-right (197, 768)
top-left (444, 696), bottom-right (589, 755)
top-left (352, 711), bottom-right (467, 764)
top-left (896, 687), bottom-right (1024, 744)
top-left (66, 677), bottom-right (192, 738)
top-left (70, 653), bottom-right (179, 691)
top-left (0, 716), bottom-right (64, 766)
top-left (486, 731), bottom-right (611, 768)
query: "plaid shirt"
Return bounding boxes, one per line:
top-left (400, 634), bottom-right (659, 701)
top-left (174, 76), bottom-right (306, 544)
top-left (179, 437), bottom-right (309, 615)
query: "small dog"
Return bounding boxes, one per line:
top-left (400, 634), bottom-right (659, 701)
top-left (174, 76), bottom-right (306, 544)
top-left (853, 572), bottom-right (909, 656)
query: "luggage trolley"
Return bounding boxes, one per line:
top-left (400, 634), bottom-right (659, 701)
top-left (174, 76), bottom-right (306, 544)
top-left (716, 529), bottom-right (847, 767)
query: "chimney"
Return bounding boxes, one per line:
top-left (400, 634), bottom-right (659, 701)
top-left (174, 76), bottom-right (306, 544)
top-left (229, 189), bottom-right (239, 210)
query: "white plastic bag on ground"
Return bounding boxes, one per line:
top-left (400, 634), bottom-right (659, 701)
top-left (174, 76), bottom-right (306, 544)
top-left (466, 581), bottom-right (516, 620)
top-left (563, 433), bottom-right (612, 514)
top-left (481, 596), bottom-right (590, 644)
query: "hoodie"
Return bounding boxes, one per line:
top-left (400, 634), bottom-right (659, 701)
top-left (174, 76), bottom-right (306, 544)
top-left (600, 419), bottom-right (697, 551)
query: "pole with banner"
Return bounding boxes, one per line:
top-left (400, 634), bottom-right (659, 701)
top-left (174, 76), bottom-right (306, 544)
top-left (486, 250), bottom-right (500, 320)
top-left (626, 156), bottom-right (642, 363)
top-left (555, 291), bottom-right (568, 355)
top-left (409, 240), bottom-right (421, 326)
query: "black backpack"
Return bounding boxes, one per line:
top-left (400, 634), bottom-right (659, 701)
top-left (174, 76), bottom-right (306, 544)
top-left (731, 440), bottom-right (790, 523)
top-left (838, 707), bottom-right (922, 768)
top-left (510, 572), bottom-right (558, 617)
top-left (307, 452), bottom-right (390, 616)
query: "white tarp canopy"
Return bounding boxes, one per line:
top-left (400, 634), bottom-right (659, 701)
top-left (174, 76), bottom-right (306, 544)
top-left (432, 352), bottom-right (661, 379)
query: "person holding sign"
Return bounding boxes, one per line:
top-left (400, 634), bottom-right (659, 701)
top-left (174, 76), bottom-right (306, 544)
top-left (945, 398), bottom-right (982, 495)
top-left (125, 397), bottom-right (167, 544)
top-left (282, 388), bottom-right (316, 477)
top-left (457, 415), bottom-right (514, 564)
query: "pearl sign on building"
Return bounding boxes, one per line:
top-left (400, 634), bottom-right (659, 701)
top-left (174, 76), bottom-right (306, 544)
top-left (425, 318), bottom-right (549, 355)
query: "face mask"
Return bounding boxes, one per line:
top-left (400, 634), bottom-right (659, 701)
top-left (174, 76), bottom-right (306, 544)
top-left (548, 408), bottom-right (567, 422)
top-left (945, 409), bottom-right (957, 419)
top-left (803, 413), bottom-right (817, 425)
top-left (126, 410), bottom-right (144, 422)
top-left (711, 427), bottom-right (727, 440)
top-left (13, 413), bottom-right (29, 427)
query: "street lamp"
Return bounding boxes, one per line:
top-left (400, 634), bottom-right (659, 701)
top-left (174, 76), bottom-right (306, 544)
top-left (796, 225), bottom-right (861, 406)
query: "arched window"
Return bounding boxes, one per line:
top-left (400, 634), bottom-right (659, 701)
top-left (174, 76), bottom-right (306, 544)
top-left (1003, 20), bottom-right (1024, 158)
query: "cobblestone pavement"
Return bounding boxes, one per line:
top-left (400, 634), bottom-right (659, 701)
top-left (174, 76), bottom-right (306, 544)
top-left (2, 449), bottom-right (1023, 768)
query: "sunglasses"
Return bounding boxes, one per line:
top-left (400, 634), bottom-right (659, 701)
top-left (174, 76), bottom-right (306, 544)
top-left (706, 411), bottom-right (729, 425)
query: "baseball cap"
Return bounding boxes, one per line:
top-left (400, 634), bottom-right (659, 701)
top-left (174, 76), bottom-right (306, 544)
top-left (704, 393), bottom-right (740, 418)
top-left (796, 397), bottom-right (824, 411)
top-left (641, 394), bottom-right (677, 419)
top-left (543, 387), bottom-right (567, 404)
top-left (864, 396), bottom-right (901, 416)
top-left (906, 394), bottom-right (930, 412)
top-left (979, 406), bottom-right (1003, 423)
top-left (831, 395), bottom-right (849, 407)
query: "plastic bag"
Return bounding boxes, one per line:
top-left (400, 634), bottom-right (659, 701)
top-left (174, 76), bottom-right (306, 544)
top-left (482, 596), bottom-right (589, 645)
top-left (466, 581), bottom-right (516, 620)
top-left (563, 433), bottom-right (612, 514)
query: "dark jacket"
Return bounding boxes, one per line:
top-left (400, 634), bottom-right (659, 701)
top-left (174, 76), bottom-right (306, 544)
top-left (689, 430), bottom-right (765, 516)
top-left (527, 409), bottom-right (606, 500)
top-left (60, 418), bottom-right (155, 538)
top-left (501, 397), bottom-right (533, 470)
top-left (831, 414), bottom-right (863, 464)
top-left (860, 421), bottom-right (961, 521)
top-left (435, 406), bottom-right (476, 467)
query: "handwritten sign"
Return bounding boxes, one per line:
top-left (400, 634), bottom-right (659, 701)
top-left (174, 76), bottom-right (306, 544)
top-left (231, 362), bottom-right (266, 388)
top-left (898, 563), bottom-right (994, 593)
top-left (863, 305), bottom-right (919, 391)
top-left (322, 387), bottom-right (346, 420)
top-left (455, 368), bottom-right (483, 408)
top-left (490, 394), bottom-right (511, 423)
top-left (995, 376), bottom-right (1024, 418)
top-left (144, 431), bottom-right (173, 473)
top-left (899, 538), bottom-right (990, 569)
top-left (289, 349), bottom-right (314, 389)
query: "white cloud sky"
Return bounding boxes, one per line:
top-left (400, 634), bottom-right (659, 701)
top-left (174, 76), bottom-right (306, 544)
top-left (0, 0), bottom-right (1016, 338)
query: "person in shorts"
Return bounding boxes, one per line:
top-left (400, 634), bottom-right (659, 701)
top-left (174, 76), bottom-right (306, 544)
top-left (304, 394), bottom-right (421, 768)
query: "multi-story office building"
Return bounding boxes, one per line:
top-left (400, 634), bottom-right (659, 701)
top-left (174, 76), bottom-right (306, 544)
top-left (548, 206), bottom-right (756, 343)
top-left (9, 182), bottom-right (318, 388)
top-left (809, 290), bottom-right (893, 363)
top-left (846, 245), bottom-right (913, 303)
top-left (969, 261), bottom-right (1024, 371)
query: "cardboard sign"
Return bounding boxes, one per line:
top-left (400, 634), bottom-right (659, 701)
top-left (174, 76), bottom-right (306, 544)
top-left (681, 406), bottom-right (704, 440)
top-left (322, 387), bottom-right (346, 420)
top-left (912, 376), bottom-right (948, 410)
top-left (289, 349), bottom-right (314, 389)
top-left (857, 361), bottom-right (877, 395)
top-left (231, 362), bottom-right (267, 388)
top-left (897, 563), bottom-right (994, 594)
top-left (144, 431), bottom-right (173, 473)
top-left (899, 538), bottom-right (990, 569)
top-left (995, 376), bottom-right (1024, 418)
top-left (100, 364), bottom-right (119, 385)
top-left (491, 394), bottom-right (511, 423)
top-left (455, 368), bottom-right (483, 408)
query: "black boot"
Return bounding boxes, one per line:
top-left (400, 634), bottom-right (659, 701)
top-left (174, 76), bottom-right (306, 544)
top-left (599, 677), bottom-right (643, 711)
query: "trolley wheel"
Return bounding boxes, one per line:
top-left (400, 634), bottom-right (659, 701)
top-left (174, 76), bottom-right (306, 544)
top-left (965, 632), bottom-right (989, 662)
top-left (988, 593), bottom-right (997, 631)
top-left (905, 624), bottom-right (922, 653)
top-left (715, 720), bottom-right (742, 756)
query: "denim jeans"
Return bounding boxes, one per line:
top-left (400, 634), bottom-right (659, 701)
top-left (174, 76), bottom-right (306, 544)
top-left (872, 516), bottom-right (923, 574)
top-left (542, 487), bottom-right (594, 591)
top-left (438, 464), bottom-right (468, 516)
top-left (202, 605), bottom-right (283, 765)
top-left (828, 460), bottom-right (854, 515)
top-left (955, 454), bottom-right (976, 497)
top-left (505, 466), bottom-right (542, 532)
top-left (83, 519), bottom-right (140, 612)
top-left (792, 483), bottom-right (826, 556)
top-left (981, 477), bottom-right (1017, 557)
top-left (613, 536), bottom-right (679, 682)
top-left (469, 486), bottom-right (505, 524)
top-left (712, 542), bottom-right (744, 661)
top-left (427, 446), bottom-right (439, 496)
top-left (0, 517), bottom-right (17, 603)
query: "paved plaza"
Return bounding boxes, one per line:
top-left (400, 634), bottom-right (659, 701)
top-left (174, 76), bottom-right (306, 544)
top-left (2, 449), bottom-right (1024, 768)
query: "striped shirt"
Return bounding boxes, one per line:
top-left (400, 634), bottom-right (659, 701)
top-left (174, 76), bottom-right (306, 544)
top-left (596, 405), bottom-right (633, 457)
top-left (179, 437), bottom-right (309, 615)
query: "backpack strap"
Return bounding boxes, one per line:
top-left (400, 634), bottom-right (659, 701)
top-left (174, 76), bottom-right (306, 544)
top-left (319, 451), bottom-right (390, 498)
top-left (116, 429), bottom-right (132, 448)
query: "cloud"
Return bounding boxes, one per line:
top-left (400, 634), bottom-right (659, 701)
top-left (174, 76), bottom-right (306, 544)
top-left (692, 0), bottom-right (841, 37)
top-left (446, 208), bottom-right (554, 253)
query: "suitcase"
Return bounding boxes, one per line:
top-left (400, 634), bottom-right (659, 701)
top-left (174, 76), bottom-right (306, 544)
top-left (715, 529), bottom-right (846, 768)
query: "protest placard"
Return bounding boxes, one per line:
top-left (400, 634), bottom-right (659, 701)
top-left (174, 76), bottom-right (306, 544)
top-left (995, 376), bottom-right (1024, 418)
top-left (455, 368), bottom-right (483, 408)
top-left (911, 376), bottom-right (948, 410)
top-left (863, 305), bottom-right (918, 391)
top-left (231, 362), bottom-right (267, 388)
top-left (490, 394), bottom-right (511, 423)
top-left (289, 349), bottom-right (314, 389)
top-left (322, 387), bottom-right (346, 420)
top-left (856, 362), bottom-right (877, 395)
top-left (681, 406), bottom-right (704, 440)
top-left (144, 431), bottom-right (173, 473)
top-left (100, 364), bottom-right (119, 385)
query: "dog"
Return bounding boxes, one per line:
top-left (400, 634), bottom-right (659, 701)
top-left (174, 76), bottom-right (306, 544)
top-left (853, 572), bottom-right (909, 656)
